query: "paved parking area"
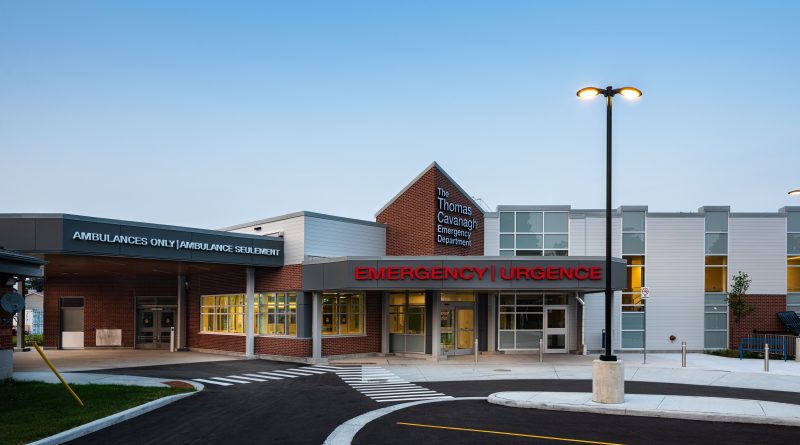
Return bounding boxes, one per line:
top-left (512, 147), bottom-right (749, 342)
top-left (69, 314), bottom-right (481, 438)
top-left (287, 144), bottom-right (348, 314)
top-left (13, 349), bottom-right (239, 373)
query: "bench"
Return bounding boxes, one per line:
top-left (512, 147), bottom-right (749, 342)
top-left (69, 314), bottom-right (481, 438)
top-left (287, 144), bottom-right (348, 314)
top-left (739, 337), bottom-right (788, 361)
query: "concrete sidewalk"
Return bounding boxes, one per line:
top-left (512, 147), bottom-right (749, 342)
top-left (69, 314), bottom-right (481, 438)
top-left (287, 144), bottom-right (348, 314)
top-left (13, 371), bottom-right (201, 389)
top-left (13, 349), bottom-right (239, 372)
top-left (331, 353), bottom-right (800, 393)
top-left (489, 391), bottom-right (800, 427)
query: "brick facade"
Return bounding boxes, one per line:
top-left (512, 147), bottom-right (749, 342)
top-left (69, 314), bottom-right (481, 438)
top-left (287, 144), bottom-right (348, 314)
top-left (254, 264), bottom-right (311, 357)
top-left (377, 164), bottom-right (484, 256)
top-left (322, 291), bottom-right (382, 356)
top-left (188, 269), bottom-right (247, 353)
top-left (43, 275), bottom-right (176, 348)
top-left (728, 294), bottom-right (788, 348)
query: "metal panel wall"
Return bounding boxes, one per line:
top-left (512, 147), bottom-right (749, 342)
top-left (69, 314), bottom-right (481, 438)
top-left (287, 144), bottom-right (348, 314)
top-left (582, 216), bottom-right (621, 350)
top-left (729, 217), bottom-right (787, 294)
top-left (304, 215), bottom-right (386, 259)
top-left (645, 216), bottom-right (705, 351)
top-left (230, 216), bottom-right (305, 265)
top-left (483, 214), bottom-right (499, 256)
top-left (568, 217), bottom-right (586, 256)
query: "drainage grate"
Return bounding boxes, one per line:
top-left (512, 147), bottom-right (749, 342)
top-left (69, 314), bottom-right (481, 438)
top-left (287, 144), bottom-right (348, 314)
top-left (493, 369), bottom-right (512, 372)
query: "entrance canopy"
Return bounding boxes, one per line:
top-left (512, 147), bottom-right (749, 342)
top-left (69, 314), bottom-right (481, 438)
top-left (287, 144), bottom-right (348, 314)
top-left (302, 256), bottom-right (627, 291)
top-left (0, 214), bottom-right (283, 267)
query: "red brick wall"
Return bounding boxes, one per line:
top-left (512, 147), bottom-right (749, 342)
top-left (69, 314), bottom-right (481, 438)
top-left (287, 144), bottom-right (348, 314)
top-left (188, 269), bottom-right (247, 353)
top-left (322, 291), bottom-right (382, 356)
top-left (43, 275), bottom-right (175, 348)
top-left (728, 294), bottom-right (787, 347)
top-left (376, 164), bottom-right (484, 256)
top-left (255, 336), bottom-right (312, 357)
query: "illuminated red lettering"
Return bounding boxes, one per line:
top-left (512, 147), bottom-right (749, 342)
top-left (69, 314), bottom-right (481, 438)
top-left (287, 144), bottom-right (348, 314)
top-left (515, 267), bottom-right (530, 280)
top-left (500, 267), bottom-right (513, 280)
top-left (387, 268), bottom-right (399, 280)
top-left (415, 267), bottom-right (429, 280)
top-left (460, 267), bottom-right (474, 280)
top-left (474, 267), bottom-right (487, 280)
top-left (431, 267), bottom-right (443, 280)
top-left (589, 267), bottom-right (602, 280)
top-left (575, 267), bottom-right (588, 280)
top-left (355, 267), bottom-right (368, 280)
top-left (444, 267), bottom-right (459, 280)
top-left (400, 267), bottom-right (413, 279)
top-left (532, 267), bottom-right (545, 280)
top-left (546, 267), bottom-right (559, 280)
top-left (560, 267), bottom-right (573, 280)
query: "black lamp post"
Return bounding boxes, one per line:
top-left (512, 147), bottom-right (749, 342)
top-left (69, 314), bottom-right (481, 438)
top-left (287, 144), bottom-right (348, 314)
top-left (577, 85), bottom-right (642, 362)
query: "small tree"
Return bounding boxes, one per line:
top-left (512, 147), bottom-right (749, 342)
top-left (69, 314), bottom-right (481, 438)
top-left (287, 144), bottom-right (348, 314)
top-left (727, 271), bottom-right (754, 323)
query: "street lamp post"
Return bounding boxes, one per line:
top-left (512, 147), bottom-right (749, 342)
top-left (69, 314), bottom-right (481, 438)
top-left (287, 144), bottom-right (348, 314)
top-left (577, 85), bottom-right (641, 403)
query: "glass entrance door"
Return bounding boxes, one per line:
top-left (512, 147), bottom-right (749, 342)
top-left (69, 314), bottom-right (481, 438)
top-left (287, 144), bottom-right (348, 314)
top-left (545, 307), bottom-right (567, 353)
top-left (440, 303), bottom-right (475, 356)
top-left (136, 297), bottom-right (177, 349)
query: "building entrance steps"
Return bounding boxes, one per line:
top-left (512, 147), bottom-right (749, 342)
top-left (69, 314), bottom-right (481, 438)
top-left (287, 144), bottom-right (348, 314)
top-left (488, 391), bottom-right (800, 427)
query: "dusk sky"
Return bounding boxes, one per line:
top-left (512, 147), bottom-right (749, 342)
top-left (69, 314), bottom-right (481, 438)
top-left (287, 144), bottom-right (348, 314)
top-left (2, 1), bottom-right (798, 229)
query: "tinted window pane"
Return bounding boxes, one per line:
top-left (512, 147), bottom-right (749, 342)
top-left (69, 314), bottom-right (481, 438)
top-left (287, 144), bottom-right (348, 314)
top-left (516, 331), bottom-right (542, 349)
top-left (544, 234), bottom-right (568, 249)
top-left (500, 234), bottom-right (514, 249)
top-left (516, 313), bottom-right (543, 330)
top-left (788, 234), bottom-right (800, 255)
top-left (705, 233), bottom-right (728, 254)
top-left (705, 267), bottom-right (727, 292)
top-left (499, 250), bottom-right (514, 257)
top-left (516, 250), bottom-right (542, 256)
top-left (705, 212), bottom-right (728, 232)
top-left (788, 267), bottom-right (800, 292)
top-left (543, 213), bottom-right (568, 232)
top-left (500, 212), bottom-right (515, 232)
top-left (622, 212), bottom-right (645, 232)
top-left (789, 213), bottom-right (800, 233)
top-left (622, 233), bottom-right (645, 254)
top-left (704, 331), bottom-right (728, 349)
top-left (704, 293), bottom-right (728, 305)
top-left (516, 212), bottom-right (542, 232)
top-left (516, 234), bottom-right (542, 249)
top-left (788, 293), bottom-right (800, 305)
top-left (499, 331), bottom-right (515, 349)
top-left (621, 331), bottom-right (644, 348)
top-left (621, 313), bottom-right (644, 330)
top-left (704, 313), bottom-right (727, 330)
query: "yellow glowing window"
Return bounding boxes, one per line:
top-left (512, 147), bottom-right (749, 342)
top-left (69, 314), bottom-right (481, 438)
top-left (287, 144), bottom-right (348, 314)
top-left (705, 267), bottom-right (727, 293)
top-left (625, 255), bottom-right (644, 266)
top-left (626, 267), bottom-right (644, 292)
top-left (705, 256), bottom-right (728, 266)
top-left (788, 267), bottom-right (800, 293)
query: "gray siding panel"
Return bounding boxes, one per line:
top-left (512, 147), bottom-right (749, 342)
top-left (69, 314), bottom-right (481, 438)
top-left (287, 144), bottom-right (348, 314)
top-left (645, 217), bottom-right (705, 351)
top-left (729, 217), bottom-right (787, 294)
top-left (484, 215), bottom-right (499, 256)
top-left (304, 216), bottom-right (386, 259)
top-left (229, 216), bottom-right (305, 265)
top-left (583, 216), bottom-right (621, 350)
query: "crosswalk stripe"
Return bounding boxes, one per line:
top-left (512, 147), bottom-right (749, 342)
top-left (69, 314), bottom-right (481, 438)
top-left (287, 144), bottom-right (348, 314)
top-left (292, 368), bottom-right (326, 374)
top-left (265, 370), bottom-right (300, 378)
top-left (310, 365), bottom-right (343, 371)
top-left (243, 373), bottom-right (282, 380)
top-left (229, 375), bottom-right (269, 382)
top-left (373, 396), bottom-right (452, 403)
top-left (211, 377), bottom-right (252, 384)
top-left (276, 370), bottom-right (316, 376)
top-left (193, 378), bottom-right (233, 386)
top-left (350, 384), bottom-right (420, 389)
top-left (360, 389), bottom-right (441, 396)
top-left (258, 371), bottom-right (296, 378)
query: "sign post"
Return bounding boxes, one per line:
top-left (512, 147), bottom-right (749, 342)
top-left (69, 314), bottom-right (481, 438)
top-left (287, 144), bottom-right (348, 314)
top-left (641, 287), bottom-right (650, 364)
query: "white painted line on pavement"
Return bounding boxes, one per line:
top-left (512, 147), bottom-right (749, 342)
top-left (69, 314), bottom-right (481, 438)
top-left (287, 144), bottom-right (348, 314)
top-left (193, 378), bottom-right (233, 386)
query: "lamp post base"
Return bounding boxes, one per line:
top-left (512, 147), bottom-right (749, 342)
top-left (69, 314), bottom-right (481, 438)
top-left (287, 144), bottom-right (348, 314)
top-left (599, 354), bottom-right (617, 362)
top-left (592, 359), bottom-right (625, 404)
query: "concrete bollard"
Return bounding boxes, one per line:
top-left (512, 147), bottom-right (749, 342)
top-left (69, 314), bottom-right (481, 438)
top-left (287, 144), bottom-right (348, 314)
top-left (474, 338), bottom-right (478, 363)
top-left (170, 326), bottom-right (176, 353)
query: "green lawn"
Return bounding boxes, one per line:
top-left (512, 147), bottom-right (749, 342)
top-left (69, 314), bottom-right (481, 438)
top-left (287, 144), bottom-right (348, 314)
top-left (0, 380), bottom-right (193, 445)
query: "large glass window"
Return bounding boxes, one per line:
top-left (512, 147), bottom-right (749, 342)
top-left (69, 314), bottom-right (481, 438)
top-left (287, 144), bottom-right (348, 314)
top-left (704, 211), bottom-right (728, 348)
top-left (498, 292), bottom-right (568, 350)
top-left (255, 292), bottom-right (297, 336)
top-left (498, 211), bottom-right (569, 256)
top-left (788, 293), bottom-right (800, 314)
top-left (322, 292), bottom-right (364, 336)
top-left (389, 292), bottom-right (425, 335)
top-left (621, 211), bottom-right (646, 349)
top-left (200, 294), bottom-right (246, 334)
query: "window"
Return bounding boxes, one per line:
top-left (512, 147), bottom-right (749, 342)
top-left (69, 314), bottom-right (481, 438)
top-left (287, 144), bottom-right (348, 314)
top-left (200, 294), bottom-right (246, 334)
top-left (389, 292), bottom-right (425, 335)
top-left (322, 292), bottom-right (364, 335)
top-left (498, 292), bottom-right (567, 350)
top-left (621, 211), bottom-right (646, 349)
top-left (704, 294), bottom-right (728, 349)
top-left (788, 294), bottom-right (800, 313)
top-left (498, 211), bottom-right (569, 256)
top-left (255, 292), bottom-right (297, 336)
top-left (704, 211), bottom-right (728, 348)
top-left (789, 213), bottom-right (800, 295)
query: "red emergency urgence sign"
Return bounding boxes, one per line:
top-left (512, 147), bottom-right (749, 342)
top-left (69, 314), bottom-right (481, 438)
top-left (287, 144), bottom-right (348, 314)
top-left (353, 265), bottom-right (602, 282)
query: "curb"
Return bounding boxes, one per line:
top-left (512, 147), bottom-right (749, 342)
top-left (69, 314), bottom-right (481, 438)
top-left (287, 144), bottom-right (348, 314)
top-left (324, 397), bottom-right (486, 445)
top-left (487, 393), bottom-right (800, 427)
top-left (28, 382), bottom-right (201, 445)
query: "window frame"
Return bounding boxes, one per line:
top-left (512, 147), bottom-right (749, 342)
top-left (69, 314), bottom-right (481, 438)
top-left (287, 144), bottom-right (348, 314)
top-left (322, 292), bottom-right (366, 337)
top-left (255, 291), bottom-right (298, 337)
top-left (200, 293), bottom-right (247, 335)
top-left (498, 210), bottom-right (569, 257)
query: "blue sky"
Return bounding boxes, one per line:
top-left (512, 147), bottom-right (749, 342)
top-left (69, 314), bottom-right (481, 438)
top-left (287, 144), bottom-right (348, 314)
top-left (1, 1), bottom-right (798, 228)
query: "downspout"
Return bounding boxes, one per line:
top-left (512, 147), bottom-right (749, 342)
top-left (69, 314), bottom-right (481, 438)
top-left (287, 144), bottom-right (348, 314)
top-left (576, 295), bottom-right (586, 355)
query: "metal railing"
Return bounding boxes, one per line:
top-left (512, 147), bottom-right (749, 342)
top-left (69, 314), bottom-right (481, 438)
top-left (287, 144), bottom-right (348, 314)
top-left (750, 333), bottom-right (797, 359)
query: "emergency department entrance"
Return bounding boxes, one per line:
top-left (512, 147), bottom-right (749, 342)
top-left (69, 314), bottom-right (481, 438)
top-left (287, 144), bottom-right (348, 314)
top-left (136, 296), bottom-right (177, 349)
top-left (440, 292), bottom-right (475, 356)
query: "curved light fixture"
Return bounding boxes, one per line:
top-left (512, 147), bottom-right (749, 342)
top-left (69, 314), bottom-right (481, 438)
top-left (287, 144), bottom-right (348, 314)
top-left (618, 87), bottom-right (643, 98)
top-left (577, 87), bottom-right (602, 99)
top-left (789, 189), bottom-right (800, 196)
